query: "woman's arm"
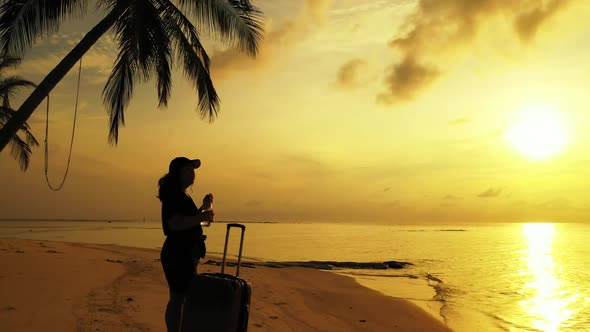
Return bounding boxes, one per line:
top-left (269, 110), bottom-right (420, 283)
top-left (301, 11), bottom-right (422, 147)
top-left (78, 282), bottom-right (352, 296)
top-left (166, 210), bottom-right (214, 231)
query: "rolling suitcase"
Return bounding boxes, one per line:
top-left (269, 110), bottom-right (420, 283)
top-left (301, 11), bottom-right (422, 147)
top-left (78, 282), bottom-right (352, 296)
top-left (181, 223), bottom-right (251, 332)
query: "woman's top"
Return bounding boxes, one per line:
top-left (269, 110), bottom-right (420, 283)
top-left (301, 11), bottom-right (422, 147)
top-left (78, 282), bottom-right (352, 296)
top-left (160, 190), bottom-right (203, 264)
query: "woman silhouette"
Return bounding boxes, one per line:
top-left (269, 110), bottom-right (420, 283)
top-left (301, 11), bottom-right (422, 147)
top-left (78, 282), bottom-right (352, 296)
top-left (157, 156), bottom-right (214, 332)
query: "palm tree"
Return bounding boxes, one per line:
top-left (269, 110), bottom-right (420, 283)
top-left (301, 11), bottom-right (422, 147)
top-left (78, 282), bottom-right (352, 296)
top-left (0, 0), bottom-right (263, 153)
top-left (0, 55), bottom-right (38, 170)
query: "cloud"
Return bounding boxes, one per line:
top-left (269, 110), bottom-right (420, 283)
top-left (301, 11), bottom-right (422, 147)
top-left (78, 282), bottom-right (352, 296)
top-left (385, 200), bottom-right (401, 207)
top-left (245, 200), bottom-right (263, 207)
top-left (336, 58), bottom-right (367, 89)
top-left (280, 153), bottom-right (332, 178)
top-left (304, 0), bottom-right (332, 24)
top-left (377, 54), bottom-right (439, 104)
top-left (444, 194), bottom-right (460, 200)
top-left (19, 33), bottom-right (117, 85)
top-left (378, 0), bottom-right (571, 102)
top-left (514, 0), bottom-right (570, 42)
top-left (538, 198), bottom-right (570, 210)
top-left (210, 0), bottom-right (333, 78)
top-left (448, 117), bottom-right (471, 125)
top-left (477, 188), bottom-right (502, 198)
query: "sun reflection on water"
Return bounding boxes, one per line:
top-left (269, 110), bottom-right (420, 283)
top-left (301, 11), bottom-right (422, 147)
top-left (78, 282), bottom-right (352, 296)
top-left (520, 223), bottom-right (575, 331)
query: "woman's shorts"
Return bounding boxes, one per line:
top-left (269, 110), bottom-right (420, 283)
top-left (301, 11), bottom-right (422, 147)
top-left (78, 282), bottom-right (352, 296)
top-left (161, 259), bottom-right (197, 293)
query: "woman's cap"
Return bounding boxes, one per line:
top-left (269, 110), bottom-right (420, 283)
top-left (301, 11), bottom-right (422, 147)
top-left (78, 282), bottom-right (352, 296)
top-left (169, 157), bottom-right (201, 173)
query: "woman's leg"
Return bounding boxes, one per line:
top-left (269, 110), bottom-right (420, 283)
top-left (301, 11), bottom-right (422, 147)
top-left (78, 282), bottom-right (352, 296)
top-left (161, 258), bottom-right (197, 331)
top-left (165, 291), bottom-right (186, 332)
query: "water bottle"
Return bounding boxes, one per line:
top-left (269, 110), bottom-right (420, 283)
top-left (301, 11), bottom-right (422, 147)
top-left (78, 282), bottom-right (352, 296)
top-left (200, 193), bottom-right (213, 227)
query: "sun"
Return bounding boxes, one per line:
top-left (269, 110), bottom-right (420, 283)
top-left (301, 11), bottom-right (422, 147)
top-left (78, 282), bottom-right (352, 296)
top-left (505, 105), bottom-right (569, 160)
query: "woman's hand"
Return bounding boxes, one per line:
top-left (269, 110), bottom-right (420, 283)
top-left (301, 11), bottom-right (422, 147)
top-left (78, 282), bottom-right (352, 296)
top-left (202, 193), bottom-right (213, 209)
top-left (200, 210), bottom-right (215, 223)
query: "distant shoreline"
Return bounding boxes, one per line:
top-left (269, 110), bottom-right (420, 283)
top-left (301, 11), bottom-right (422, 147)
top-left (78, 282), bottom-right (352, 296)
top-left (0, 218), bottom-right (282, 224)
top-left (0, 218), bottom-right (137, 222)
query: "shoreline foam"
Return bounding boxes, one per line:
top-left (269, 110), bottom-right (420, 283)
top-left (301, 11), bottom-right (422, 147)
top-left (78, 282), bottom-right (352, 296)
top-left (204, 258), bottom-right (448, 324)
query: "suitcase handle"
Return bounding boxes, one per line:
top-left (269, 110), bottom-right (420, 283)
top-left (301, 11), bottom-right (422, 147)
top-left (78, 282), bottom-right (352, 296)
top-left (227, 223), bottom-right (245, 231)
top-left (221, 223), bottom-right (246, 276)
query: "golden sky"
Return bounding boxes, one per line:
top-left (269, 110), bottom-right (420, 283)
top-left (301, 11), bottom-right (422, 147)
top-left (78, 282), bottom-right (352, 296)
top-left (1, 0), bottom-right (590, 223)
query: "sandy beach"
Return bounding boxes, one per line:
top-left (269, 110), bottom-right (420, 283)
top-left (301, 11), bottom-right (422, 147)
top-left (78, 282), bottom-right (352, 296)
top-left (0, 239), bottom-right (450, 331)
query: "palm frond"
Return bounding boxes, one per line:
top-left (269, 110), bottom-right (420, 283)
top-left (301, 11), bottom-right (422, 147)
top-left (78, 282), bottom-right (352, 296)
top-left (0, 55), bottom-right (21, 74)
top-left (2, 88), bottom-right (36, 171)
top-left (102, 0), bottom-right (175, 144)
top-left (176, 0), bottom-right (263, 57)
top-left (145, 0), bottom-right (172, 107)
top-left (130, 0), bottom-right (156, 78)
top-left (162, 1), bottom-right (210, 68)
top-left (155, 44), bottom-right (172, 108)
top-left (0, 75), bottom-right (37, 107)
top-left (21, 123), bottom-right (38, 146)
top-left (0, 104), bottom-right (35, 130)
top-left (1, 91), bottom-right (8, 108)
top-left (162, 1), bottom-right (219, 121)
top-left (102, 2), bottom-right (144, 144)
top-left (0, 0), bottom-right (88, 56)
top-left (8, 131), bottom-right (32, 171)
top-left (102, 55), bottom-right (134, 145)
top-left (0, 104), bottom-right (10, 123)
top-left (118, 0), bottom-right (173, 107)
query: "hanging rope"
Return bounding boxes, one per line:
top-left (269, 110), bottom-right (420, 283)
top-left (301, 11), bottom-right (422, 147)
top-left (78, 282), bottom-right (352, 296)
top-left (44, 57), bottom-right (83, 191)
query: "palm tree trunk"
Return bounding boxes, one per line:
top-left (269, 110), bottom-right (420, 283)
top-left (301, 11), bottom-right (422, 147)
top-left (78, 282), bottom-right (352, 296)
top-left (0, 9), bottom-right (120, 153)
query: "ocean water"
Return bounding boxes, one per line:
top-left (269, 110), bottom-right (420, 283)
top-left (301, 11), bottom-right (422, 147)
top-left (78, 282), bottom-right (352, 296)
top-left (1, 221), bottom-right (589, 331)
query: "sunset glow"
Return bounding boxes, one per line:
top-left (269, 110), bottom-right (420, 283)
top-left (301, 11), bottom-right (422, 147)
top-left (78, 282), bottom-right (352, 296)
top-left (1, 0), bottom-right (590, 224)
top-left (505, 105), bottom-right (569, 160)
top-left (2, 2), bottom-right (590, 332)
top-left (520, 223), bottom-right (575, 332)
